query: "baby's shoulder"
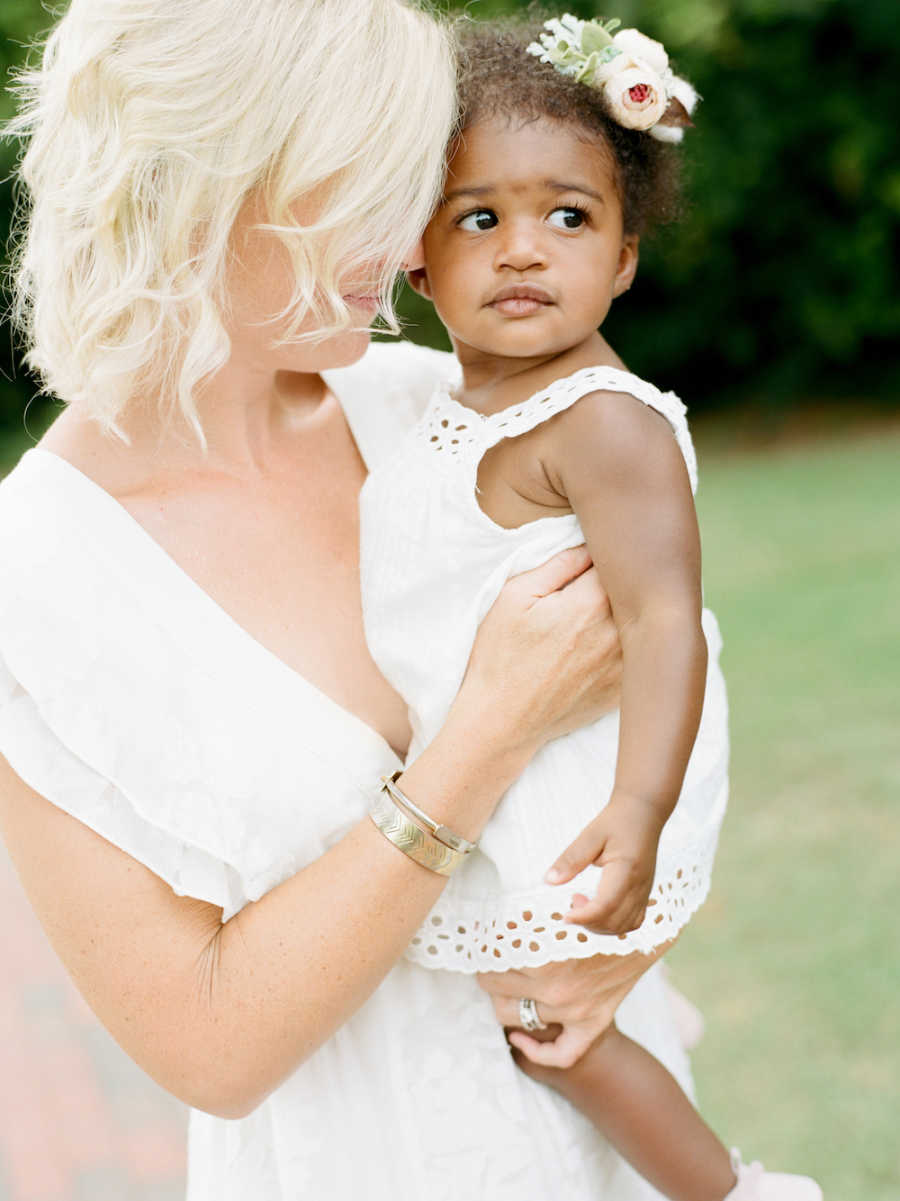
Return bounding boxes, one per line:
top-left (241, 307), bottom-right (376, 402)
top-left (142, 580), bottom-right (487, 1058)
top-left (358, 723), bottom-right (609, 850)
top-left (537, 366), bottom-right (697, 493)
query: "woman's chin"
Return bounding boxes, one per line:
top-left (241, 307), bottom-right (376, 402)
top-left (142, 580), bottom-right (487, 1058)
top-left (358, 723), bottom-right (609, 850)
top-left (303, 325), bottom-right (374, 372)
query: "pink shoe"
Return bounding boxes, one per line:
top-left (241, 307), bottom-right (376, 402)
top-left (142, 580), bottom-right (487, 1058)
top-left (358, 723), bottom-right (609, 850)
top-left (724, 1150), bottom-right (823, 1201)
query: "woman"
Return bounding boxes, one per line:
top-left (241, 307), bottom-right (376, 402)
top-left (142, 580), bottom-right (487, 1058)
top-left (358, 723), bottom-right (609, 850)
top-left (0, 2), bottom-right (694, 1197)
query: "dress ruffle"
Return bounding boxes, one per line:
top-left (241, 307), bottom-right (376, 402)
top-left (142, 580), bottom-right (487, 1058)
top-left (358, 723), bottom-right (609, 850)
top-left (0, 449), bottom-right (398, 921)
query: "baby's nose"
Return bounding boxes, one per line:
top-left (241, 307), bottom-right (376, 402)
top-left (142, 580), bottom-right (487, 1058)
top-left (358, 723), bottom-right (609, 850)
top-left (494, 223), bottom-right (547, 271)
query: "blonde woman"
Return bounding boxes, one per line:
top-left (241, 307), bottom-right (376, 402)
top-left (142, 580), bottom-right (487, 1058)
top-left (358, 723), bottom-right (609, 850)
top-left (0, 2), bottom-right (695, 1197)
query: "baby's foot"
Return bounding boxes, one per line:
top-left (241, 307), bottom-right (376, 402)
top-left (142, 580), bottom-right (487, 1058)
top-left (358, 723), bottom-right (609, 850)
top-left (724, 1150), bottom-right (823, 1201)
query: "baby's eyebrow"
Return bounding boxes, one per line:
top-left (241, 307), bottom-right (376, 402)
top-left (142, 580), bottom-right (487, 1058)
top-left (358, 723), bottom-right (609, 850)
top-left (544, 180), bottom-right (606, 203)
top-left (442, 185), bottom-right (493, 203)
top-left (442, 181), bottom-right (606, 204)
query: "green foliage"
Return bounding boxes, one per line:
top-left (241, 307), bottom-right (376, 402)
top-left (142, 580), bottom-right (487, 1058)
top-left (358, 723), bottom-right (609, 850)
top-left (405, 0), bottom-right (900, 409)
top-left (1, 0), bottom-right (53, 433)
top-left (1, 0), bottom-right (898, 434)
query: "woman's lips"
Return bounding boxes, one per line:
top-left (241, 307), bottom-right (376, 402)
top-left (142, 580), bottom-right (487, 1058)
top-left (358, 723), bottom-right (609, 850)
top-left (488, 284), bottom-right (554, 317)
top-left (343, 294), bottom-right (380, 313)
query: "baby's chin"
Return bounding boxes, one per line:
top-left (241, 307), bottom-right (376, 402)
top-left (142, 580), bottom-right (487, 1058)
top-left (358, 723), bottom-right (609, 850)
top-left (457, 327), bottom-right (586, 363)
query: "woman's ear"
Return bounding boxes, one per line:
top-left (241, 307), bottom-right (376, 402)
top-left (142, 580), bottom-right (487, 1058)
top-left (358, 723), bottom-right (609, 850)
top-left (612, 234), bottom-right (639, 297)
top-left (406, 266), bottom-right (433, 299)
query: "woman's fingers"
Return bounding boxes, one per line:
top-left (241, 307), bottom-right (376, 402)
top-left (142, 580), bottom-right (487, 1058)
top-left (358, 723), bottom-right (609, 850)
top-left (489, 993), bottom-right (561, 1030)
top-left (476, 968), bottom-right (535, 999)
top-left (460, 548), bottom-right (622, 756)
top-left (512, 544), bottom-right (593, 599)
top-left (554, 559), bottom-right (612, 614)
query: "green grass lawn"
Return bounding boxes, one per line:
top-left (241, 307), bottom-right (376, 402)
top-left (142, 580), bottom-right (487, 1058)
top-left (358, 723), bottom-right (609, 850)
top-left (670, 422), bottom-right (900, 1198)
top-left (2, 415), bottom-right (898, 1196)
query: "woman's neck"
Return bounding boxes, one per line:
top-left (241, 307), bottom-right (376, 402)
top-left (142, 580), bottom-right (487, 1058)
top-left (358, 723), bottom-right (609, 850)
top-left (185, 365), bottom-right (329, 476)
top-left (40, 363), bottom-right (332, 492)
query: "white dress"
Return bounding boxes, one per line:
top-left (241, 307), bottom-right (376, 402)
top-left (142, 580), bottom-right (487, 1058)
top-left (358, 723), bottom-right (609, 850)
top-left (0, 342), bottom-right (694, 1201)
top-left (361, 365), bottom-right (729, 972)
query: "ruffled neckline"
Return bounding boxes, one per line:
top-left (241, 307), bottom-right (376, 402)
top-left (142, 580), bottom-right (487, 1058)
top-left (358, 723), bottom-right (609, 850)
top-left (19, 446), bottom-right (402, 768)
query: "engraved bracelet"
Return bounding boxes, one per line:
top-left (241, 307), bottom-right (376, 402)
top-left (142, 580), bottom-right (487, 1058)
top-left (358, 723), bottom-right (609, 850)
top-left (369, 787), bottom-right (466, 876)
top-left (380, 771), bottom-right (478, 855)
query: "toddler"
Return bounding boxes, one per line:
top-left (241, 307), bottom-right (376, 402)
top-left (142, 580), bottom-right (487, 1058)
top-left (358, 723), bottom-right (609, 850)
top-left (361, 15), bottom-right (822, 1201)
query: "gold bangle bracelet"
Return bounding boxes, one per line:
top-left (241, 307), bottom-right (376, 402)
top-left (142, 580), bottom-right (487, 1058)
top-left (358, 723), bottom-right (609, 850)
top-left (380, 771), bottom-right (478, 855)
top-left (369, 788), bottom-right (466, 877)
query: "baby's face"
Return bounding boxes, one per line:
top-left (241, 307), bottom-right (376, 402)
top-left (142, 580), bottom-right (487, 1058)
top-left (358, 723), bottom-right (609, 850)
top-left (412, 116), bottom-right (638, 364)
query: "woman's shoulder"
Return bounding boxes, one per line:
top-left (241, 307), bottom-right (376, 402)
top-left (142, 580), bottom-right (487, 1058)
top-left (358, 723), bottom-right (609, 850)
top-left (0, 447), bottom-right (72, 563)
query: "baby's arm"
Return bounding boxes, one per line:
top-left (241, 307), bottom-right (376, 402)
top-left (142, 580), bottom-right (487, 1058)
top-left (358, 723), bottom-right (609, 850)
top-left (543, 390), bottom-right (707, 934)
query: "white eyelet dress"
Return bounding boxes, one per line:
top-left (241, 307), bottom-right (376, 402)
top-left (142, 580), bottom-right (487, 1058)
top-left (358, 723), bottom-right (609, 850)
top-left (361, 364), bottom-right (729, 972)
top-left (0, 345), bottom-right (697, 1201)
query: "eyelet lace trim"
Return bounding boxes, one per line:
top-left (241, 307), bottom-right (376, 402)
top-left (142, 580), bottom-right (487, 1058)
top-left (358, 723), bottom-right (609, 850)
top-left (406, 820), bottom-right (723, 972)
top-left (416, 366), bottom-right (699, 493)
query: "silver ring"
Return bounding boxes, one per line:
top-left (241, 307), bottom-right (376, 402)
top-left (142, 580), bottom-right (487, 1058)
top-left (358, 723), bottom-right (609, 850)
top-left (518, 997), bottom-right (548, 1032)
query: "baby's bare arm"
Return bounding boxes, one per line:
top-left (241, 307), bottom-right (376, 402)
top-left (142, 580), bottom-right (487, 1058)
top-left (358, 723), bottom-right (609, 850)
top-left (542, 391), bottom-right (707, 932)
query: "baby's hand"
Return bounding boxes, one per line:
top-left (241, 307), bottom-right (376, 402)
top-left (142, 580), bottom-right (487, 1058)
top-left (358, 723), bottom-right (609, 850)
top-left (544, 792), bottom-right (662, 936)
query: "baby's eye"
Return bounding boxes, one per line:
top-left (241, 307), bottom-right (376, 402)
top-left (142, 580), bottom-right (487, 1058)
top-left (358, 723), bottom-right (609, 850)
top-left (457, 209), bottom-right (498, 232)
top-left (547, 207), bottom-right (586, 230)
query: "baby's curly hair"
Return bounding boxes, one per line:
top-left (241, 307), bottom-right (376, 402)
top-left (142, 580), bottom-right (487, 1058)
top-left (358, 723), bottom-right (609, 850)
top-left (455, 16), bottom-right (684, 237)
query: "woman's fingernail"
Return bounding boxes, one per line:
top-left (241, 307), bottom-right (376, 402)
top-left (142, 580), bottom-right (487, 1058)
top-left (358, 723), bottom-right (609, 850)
top-left (545, 867), bottom-right (564, 884)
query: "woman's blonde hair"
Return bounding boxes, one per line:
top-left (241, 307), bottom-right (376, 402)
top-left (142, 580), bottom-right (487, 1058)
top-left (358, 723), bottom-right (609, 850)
top-left (6, 0), bottom-right (457, 433)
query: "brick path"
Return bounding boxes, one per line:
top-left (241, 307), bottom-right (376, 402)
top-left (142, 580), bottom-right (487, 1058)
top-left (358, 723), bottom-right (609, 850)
top-left (0, 842), bottom-right (187, 1201)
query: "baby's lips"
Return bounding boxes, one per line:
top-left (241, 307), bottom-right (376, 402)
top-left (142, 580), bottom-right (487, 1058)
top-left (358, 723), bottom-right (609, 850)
top-left (490, 283), bottom-right (555, 305)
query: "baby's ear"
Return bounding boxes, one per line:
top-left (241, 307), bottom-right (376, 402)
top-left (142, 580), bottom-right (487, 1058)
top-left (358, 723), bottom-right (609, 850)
top-left (405, 266), bottom-right (433, 300)
top-left (613, 234), bottom-right (640, 298)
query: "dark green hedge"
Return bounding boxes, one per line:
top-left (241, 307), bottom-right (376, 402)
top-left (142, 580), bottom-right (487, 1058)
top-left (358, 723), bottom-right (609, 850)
top-left (402, 0), bottom-right (900, 409)
top-left (2, 0), bottom-right (897, 432)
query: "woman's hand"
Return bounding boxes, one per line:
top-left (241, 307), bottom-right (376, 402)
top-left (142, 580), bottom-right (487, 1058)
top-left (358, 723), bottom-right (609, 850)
top-left (453, 546), bottom-right (623, 759)
top-left (477, 940), bottom-right (672, 1070)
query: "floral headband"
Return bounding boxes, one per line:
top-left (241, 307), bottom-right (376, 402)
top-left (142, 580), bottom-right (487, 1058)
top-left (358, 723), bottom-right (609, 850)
top-left (526, 14), bottom-right (698, 143)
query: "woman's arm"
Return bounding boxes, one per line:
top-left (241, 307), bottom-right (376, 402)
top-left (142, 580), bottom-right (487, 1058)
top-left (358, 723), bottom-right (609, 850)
top-left (0, 547), bottom-right (621, 1119)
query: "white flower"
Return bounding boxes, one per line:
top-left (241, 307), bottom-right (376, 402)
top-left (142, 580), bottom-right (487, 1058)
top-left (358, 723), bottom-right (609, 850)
top-left (603, 65), bottom-right (668, 131)
top-left (648, 122), bottom-right (685, 144)
top-left (611, 28), bottom-right (669, 77)
top-left (548, 14), bottom-right (587, 43)
top-left (525, 15), bottom-right (699, 141)
top-left (528, 16), bottom-right (586, 78)
top-left (590, 52), bottom-right (632, 86)
top-left (669, 74), bottom-right (699, 116)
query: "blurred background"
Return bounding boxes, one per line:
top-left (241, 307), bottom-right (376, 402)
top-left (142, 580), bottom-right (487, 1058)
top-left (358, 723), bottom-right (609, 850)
top-left (1, 0), bottom-right (898, 1198)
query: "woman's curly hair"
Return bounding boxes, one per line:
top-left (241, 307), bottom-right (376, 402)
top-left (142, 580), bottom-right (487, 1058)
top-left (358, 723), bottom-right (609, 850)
top-left (455, 16), bottom-right (684, 237)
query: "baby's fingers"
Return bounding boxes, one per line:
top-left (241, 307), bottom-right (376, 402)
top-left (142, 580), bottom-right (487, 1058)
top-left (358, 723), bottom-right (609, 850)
top-left (545, 819), bottom-right (607, 886)
top-left (563, 896), bottom-right (641, 935)
top-left (507, 1024), bottom-right (594, 1070)
top-left (564, 864), bottom-right (646, 934)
